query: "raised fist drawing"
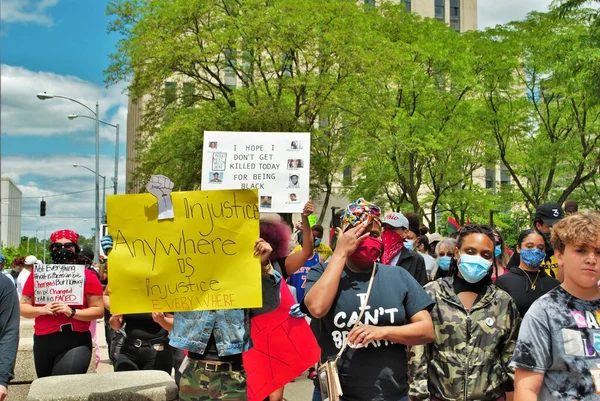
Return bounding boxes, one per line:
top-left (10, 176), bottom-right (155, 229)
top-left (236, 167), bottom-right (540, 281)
top-left (146, 175), bottom-right (175, 220)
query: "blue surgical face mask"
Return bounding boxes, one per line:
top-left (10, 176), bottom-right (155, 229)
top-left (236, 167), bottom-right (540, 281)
top-left (458, 254), bottom-right (493, 283)
top-left (520, 248), bottom-right (546, 268)
top-left (314, 238), bottom-right (322, 247)
top-left (495, 245), bottom-right (502, 258)
top-left (438, 256), bottom-right (451, 271)
top-left (404, 240), bottom-right (414, 251)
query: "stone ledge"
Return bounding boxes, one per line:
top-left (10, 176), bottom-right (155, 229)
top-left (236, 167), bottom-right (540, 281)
top-left (27, 370), bottom-right (178, 401)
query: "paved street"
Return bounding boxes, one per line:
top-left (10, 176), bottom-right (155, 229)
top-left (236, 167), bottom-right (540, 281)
top-left (94, 320), bottom-right (314, 400)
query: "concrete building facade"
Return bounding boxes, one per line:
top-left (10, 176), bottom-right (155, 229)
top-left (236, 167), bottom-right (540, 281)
top-left (0, 177), bottom-right (22, 248)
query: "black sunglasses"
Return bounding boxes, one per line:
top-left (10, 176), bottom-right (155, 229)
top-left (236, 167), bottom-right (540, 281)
top-left (51, 242), bottom-right (77, 251)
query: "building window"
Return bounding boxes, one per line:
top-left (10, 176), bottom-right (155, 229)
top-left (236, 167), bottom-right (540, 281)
top-left (450, 0), bottom-right (460, 31)
top-left (501, 166), bottom-right (511, 186)
top-left (224, 49), bottom-right (237, 89)
top-left (282, 52), bottom-right (293, 77)
top-left (485, 168), bottom-right (496, 191)
top-left (182, 82), bottom-right (195, 107)
top-left (164, 81), bottom-right (177, 105)
top-left (435, 0), bottom-right (445, 22)
top-left (402, 0), bottom-right (411, 11)
top-left (343, 166), bottom-right (352, 186)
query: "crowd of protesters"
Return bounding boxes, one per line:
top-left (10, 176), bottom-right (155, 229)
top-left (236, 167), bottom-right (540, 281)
top-left (0, 196), bottom-right (599, 401)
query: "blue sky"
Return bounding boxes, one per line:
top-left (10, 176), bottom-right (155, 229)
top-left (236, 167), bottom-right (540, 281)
top-left (1, 0), bottom-right (128, 243)
top-left (0, 0), bottom-right (554, 247)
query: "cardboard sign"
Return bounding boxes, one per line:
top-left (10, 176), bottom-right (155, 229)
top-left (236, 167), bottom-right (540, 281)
top-left (201, 131), bottom-right (311, 213)
top-left (34, 264), bottom-right (85, 305)
top-left (106, 189), bottom-right (263, 314)
top-left (243, 284), bottom-right (321, 401)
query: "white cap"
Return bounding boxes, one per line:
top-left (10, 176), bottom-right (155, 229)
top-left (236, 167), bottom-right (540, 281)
top-left (382, 212), bottom-right (409, 229)
top-left (427, 233), bottom-right (444, 243)
top-left (24, 255), bottom-right (39, 266)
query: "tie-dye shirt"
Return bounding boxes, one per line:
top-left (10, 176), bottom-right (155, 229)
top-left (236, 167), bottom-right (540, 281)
top-left (512, 286), bottom-right (600, 400)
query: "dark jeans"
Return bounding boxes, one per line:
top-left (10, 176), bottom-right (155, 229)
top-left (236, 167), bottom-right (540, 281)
top-left (115, 340), bottom-right (173, 373)
top-left (172, 347), bottom-right (186, 387)
top-left (33, 328), bottom-right (92, 378)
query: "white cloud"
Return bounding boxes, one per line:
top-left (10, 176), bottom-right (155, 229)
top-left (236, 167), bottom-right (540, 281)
top-left (0, 0), bottom-right (60, 26)
top-left (1, 154), bottom-right (127, 243)
top-left (0, 64), bottom-right (127, 144)
top-left (478, 0), bottom-right (553, 29)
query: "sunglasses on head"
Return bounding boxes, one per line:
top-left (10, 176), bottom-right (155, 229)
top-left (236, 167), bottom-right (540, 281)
top-left (348, 203), bottom-right (381, 217)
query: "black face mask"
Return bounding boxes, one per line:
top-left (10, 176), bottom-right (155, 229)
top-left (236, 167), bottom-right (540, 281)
top-left (51, 248), bottom-right (76, 264)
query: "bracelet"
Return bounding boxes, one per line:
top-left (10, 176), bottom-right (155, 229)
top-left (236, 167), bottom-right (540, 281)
top-left (69, 308), bottom-right (76, 318)
top-left (261, 261), bottom-right (274, 275)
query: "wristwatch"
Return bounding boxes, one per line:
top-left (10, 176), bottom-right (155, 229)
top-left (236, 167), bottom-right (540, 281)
top-left (69, 308), bottom-right (76, 318)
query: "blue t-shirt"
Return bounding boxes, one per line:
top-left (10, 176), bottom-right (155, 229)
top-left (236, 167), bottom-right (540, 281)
top-left (305, 263), bottom-right (434, 401)
top-left (512, 286), bottom-right (600, 400)
top-left (287, 252), bottom-right (320, 301)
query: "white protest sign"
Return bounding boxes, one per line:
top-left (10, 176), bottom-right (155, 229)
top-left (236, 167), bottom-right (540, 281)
top-left (34, 264), bottom-right (85, 305)
top-left (201, 131), bottom-right (311, 213)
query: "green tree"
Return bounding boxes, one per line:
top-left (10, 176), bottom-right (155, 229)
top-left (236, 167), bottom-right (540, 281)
top-left (106, 0), bottom-right (378, 219)
top-left (344, 5), bottom-right (495, 231)
top-left (477, 12), bottom-right (600, 212)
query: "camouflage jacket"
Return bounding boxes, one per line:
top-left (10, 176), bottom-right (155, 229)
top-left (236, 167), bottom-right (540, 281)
top-left (408, 276), bottom-right (521, 401)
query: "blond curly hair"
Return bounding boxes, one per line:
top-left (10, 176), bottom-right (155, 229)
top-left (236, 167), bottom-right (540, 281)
top-left (551, 211), bottom-right (600, 252)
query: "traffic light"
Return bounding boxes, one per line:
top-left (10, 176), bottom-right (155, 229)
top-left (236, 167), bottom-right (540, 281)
top-left (40, 199), bottom-right (46, 217)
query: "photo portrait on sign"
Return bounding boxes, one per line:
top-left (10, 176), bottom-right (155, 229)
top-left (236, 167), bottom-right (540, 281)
top-left (288, 174), bottom-right (300, 188)
top-left (289, 193), bottom-right (297, 202)
top-left (209, 171), bottom-right (223, 183)
top-left (260, 196), bottom-right (273, 208)
top-left (212, 152), bottom-right (227, 171)
top-left (289, 141), bottom-right (302, 150)
top-left (209, 141), bottom-right (218, 149)
top-left (287, 159), bottom-right (304, 169)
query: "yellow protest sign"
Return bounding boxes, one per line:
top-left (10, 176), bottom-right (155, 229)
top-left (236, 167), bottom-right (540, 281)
top-left (106, 189), bottom-right (261, 314)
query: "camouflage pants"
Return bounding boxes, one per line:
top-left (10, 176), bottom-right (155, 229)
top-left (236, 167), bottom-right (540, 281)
top-left (179, 360), bottom-right (247, 401)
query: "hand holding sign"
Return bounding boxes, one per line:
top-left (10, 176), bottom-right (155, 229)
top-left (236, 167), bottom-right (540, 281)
top-left (146, 175), bottom-right (175, 220)
top-left (254, 239), bottom-right (273, 268)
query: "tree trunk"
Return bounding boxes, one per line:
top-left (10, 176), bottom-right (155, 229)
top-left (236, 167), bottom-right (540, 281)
top-left (317, 182), bottom-right (333, 226)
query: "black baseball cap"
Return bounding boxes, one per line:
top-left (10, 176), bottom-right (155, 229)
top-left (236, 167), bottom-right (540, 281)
top-left (535, 203), bottom-right (564, 226)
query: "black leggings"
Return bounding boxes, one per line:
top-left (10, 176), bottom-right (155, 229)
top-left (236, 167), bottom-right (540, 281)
top-left (115, 340), bottom-right (173, 373)
top-left (33, 329), bottom-right (92, 378)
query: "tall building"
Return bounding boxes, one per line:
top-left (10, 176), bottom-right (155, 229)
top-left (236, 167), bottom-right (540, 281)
top-left (404, 0), bottom-right (477, 32)
top-left (0, 177), bottom-right (22, 248)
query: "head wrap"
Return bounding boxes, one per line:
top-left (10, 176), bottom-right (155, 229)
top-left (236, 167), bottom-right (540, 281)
top-left (50, 229), bottom-right (79, 244)
top-left (341, 198), bottom-right (382, 230)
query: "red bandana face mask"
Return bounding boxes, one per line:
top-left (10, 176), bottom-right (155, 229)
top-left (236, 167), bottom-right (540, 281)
top-left (381, 230), bottom-right (404, 265)
top-left (349, 236), bottom-right (383, 268)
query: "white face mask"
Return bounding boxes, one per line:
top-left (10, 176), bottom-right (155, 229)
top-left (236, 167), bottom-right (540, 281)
top-left (404, 240), bottom-right (414, 250)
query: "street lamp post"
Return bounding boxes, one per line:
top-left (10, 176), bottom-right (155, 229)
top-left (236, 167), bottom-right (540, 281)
top-left (73, 164), bottom-right (107, 223)
top-left (68, 114), bottom-right (119, 195)
top-left (38, 93), bottom-right (100, 264)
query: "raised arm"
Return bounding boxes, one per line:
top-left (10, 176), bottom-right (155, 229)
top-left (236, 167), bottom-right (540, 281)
top-left (284, 201), bottom-right (315, 275)
top-left (304, 223), bottom-right (368, 318)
